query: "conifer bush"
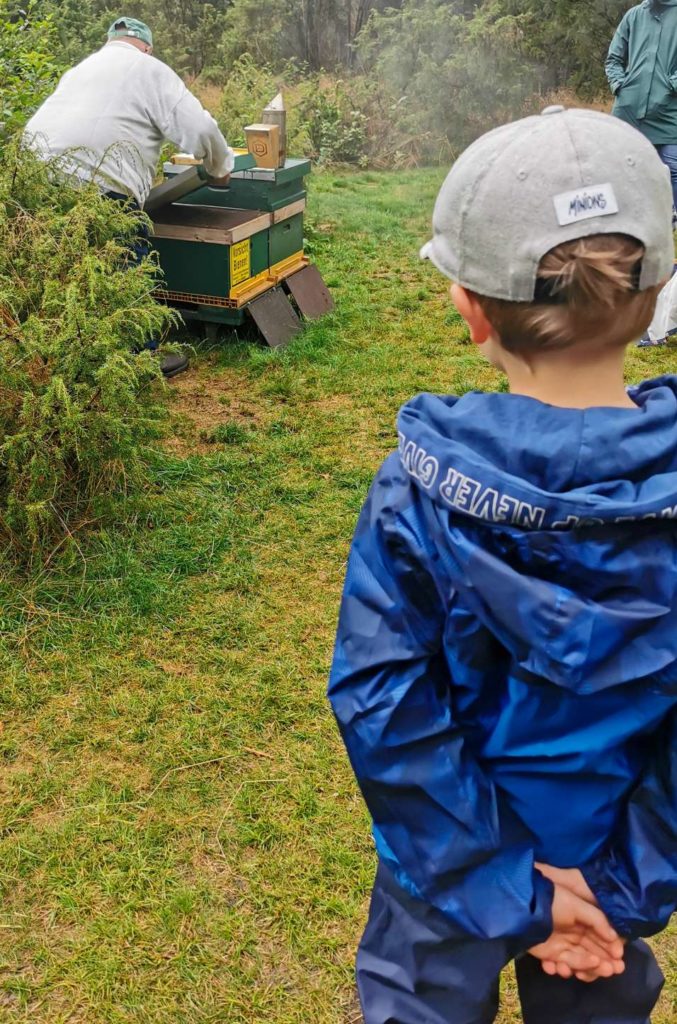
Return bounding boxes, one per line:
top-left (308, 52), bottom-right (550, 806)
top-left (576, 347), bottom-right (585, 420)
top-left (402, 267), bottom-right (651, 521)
top-left (0, 145), bottom-right (177, 561)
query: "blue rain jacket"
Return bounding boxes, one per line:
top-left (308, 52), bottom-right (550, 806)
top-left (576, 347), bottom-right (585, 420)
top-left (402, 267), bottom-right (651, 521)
top-left (329, 377), bottom-right (677, 949)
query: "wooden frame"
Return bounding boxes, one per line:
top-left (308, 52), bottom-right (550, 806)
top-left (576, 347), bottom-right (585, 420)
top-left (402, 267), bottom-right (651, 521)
top-left (150, 207), bottom-right (272, 246)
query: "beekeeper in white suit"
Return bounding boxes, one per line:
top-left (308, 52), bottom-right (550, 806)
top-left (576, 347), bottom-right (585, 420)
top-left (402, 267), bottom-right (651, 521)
top-left (25, 16), bottom-right (233, 376)
top-left (25, 15), bottom-right (234, 207)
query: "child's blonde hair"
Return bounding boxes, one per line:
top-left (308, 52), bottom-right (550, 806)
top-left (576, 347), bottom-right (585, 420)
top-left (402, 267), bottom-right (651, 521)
top-left (477, 234), bottom-right (664, 354)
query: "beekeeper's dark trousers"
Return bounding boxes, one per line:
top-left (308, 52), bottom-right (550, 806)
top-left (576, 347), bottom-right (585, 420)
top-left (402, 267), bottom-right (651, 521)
top-left (357, 862), bottom-right (664, 1024)
top-left (104, 191), bottom-right (151, 263)
top-left (105, 190), bottom-right (157, 350)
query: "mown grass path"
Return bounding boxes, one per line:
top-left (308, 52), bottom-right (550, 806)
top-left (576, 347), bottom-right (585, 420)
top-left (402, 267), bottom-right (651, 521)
top-left (0, 169), bottom-right (674, 1022)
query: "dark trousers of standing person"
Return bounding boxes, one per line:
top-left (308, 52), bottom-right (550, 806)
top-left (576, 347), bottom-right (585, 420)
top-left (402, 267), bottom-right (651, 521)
top-left (104, 190), bottom-right (188, 377)
top-left (356, 861), bottom-right (665, 1024)
top-left (104, 190), bottom-right (152, 262)
top-left (656, 146), bottom-right (677, 221)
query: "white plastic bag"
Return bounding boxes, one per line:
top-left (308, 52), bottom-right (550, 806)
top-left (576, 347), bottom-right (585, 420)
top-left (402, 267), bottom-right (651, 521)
top-left (647, 271), bottom-right (677, 343)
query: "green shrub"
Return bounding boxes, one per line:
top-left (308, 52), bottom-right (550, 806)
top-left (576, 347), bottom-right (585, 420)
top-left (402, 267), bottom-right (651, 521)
top-left (357, 0), bottom-right (554, 163)
top-left (298, 80), bottom-right (368, 165)
top-left (216, 55), bottom-right (312, 153)
top-left (215, 56), bottom-right (369, 164)
top-left (0, 0), bottom-right (61, 146)
top-left (0, 146), bottom-right (177, 562)
top-left (216, 55), bottom-right (285, 149)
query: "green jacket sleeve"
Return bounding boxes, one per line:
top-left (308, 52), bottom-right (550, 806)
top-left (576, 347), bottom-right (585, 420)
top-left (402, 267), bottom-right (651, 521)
top-left (606, 15), bottom-right (630, 95)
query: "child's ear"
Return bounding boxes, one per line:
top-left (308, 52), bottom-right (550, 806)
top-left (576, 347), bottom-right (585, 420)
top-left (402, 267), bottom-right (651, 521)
top-left (450, 284), bottom-right (493, 345)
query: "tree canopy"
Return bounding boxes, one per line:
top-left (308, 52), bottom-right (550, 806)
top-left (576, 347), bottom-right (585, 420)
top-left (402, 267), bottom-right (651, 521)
top-left (23, 0), bottom-right (634, 84)
top-left (2, 1), bottom-right (639, 161)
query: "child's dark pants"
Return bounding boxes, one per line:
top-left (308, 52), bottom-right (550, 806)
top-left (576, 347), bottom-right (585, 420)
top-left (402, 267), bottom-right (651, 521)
top-left (357, 862), bottom-right (665, 1024)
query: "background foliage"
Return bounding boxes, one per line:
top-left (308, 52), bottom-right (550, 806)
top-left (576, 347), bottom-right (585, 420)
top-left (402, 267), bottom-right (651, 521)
top-left (2, 0), bottom-right (638, 164)
top-left (0, 1), bottom-right (59, 144)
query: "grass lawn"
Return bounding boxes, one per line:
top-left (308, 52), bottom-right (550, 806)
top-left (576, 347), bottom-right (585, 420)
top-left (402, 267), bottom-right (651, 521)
top-left (0, 167), bottom-right (674, 1022)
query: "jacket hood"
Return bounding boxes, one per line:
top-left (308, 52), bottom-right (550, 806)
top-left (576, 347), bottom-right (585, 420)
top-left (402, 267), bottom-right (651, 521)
top-left (397, 376), bottom-right (677, 693)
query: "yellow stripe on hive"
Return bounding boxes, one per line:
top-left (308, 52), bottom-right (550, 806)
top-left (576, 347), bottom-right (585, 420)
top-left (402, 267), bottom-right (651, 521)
top-left (228, 268), bottom-right (273, 303)
top-left (156, 252), bottom-right (311, 310)
top-left (228, 251), bottom-right (308, 304)
top-left (269, 251), bottom-right (309, 282)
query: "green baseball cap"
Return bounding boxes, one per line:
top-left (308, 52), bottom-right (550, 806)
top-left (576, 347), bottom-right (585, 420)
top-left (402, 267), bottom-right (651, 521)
top-left (107, 17), bottom-right (153, 48)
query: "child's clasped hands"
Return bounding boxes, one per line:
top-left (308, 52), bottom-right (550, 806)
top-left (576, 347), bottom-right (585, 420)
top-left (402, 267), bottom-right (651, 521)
top-left (529, 864), bottom-right (626, 982)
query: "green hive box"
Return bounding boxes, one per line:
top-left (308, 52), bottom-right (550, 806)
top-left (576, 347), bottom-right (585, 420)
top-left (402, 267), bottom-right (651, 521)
top-left (177, 158), bottom-right (311, 213)
top-left (147, 154), bottom-right (328, 344)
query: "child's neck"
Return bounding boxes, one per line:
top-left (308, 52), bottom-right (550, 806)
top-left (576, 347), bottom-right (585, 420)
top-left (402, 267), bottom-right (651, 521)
top-left (503, 345), bottom-right (637, 411)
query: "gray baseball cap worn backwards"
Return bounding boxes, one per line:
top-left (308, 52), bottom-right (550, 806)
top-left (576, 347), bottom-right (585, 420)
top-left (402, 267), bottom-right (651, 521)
top-left (420, 106), bottom-right (675, 301)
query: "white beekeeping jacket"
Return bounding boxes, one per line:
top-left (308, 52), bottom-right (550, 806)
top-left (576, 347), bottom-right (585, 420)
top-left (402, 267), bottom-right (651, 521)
top-left (25, 41), bottom-right (234, 206)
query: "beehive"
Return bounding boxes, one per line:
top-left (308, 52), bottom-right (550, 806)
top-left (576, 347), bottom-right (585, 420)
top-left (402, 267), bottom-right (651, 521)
top-left (147, 153), bottom-right (333, 346)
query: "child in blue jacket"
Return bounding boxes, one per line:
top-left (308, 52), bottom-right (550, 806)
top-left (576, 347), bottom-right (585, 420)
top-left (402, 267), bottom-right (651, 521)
top-left (329, 106), bottom-right (677, 1023)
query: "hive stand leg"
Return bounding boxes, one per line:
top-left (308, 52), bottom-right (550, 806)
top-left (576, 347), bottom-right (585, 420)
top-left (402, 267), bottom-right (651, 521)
top-left (203, 322), bottom-right (221, 343)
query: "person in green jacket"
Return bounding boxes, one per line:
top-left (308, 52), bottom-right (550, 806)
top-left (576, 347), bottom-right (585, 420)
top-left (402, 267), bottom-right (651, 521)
top-left (606, 0), bottom-right (677, 214)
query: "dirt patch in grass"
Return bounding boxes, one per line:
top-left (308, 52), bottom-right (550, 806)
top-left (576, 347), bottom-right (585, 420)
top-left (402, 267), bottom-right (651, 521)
top-left (165, 365), bottom-right (269, 456)
top-left (154, 659), bottom-right (193, 677)
top-left (309, 393), bottom-right (355, 414)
